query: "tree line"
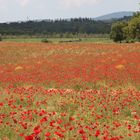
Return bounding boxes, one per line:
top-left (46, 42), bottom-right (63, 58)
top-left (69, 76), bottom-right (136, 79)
top-left (0, 16), bottom-right (131, 37)
top-left (110, 12), bottom-right (140, 42)
top-left (0, 18), bottom-right (111, 36)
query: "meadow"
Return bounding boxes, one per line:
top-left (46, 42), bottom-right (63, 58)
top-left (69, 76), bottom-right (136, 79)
top-left (0, 42), bottom-right (140, 140)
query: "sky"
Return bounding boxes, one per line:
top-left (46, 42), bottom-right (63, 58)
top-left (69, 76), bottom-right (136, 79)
top-left (0, 0), bottom-right (139, 22)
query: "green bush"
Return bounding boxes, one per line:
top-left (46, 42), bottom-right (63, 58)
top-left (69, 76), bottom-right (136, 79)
top-left (110, 22), bottom-right (127, 43)
top-left (41, 38), bottom-right (49, 43)
top-left (0, 34), bottom-right (2, 41)
top-left (130, 39), bottom-right (135, 43)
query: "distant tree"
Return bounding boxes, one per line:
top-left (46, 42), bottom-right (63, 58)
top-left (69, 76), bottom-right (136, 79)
top-left (128, 13), bottom-right (140, 41)
top-left (110, 22), bottom-right (127, 42)
top-left (122, 25), bottom-right (129, 40)
top-left (0, 34), bottom-right (2, 41)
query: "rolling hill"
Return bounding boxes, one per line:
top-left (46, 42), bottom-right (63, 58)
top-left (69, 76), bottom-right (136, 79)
top-left (94, 11), bottom-right (134, 21)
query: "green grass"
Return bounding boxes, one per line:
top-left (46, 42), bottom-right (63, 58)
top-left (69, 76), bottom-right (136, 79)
top-left (3, 37), bottom-right (113, 43)
top-left (3, 38), bottom-right (42, 43)
top-left (80, 37), bottom-right (112, 43)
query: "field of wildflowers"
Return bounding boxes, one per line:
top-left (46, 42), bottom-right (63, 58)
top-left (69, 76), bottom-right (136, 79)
top-left (0, 42), bottom-right (140, 140)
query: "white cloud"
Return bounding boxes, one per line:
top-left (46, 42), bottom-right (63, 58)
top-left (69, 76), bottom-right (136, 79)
top-left (18, 0), bottom-right (31, 7)
top-left (0, 0), bottom-right (7, 9)
top-left (59, 0), bottom-right (101, 8)
top-left (0, 0), bottom-right (31, 7)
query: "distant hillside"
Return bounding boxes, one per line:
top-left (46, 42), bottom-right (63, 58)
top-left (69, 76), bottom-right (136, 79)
top-left (94, 11), bottom-right (134, 21)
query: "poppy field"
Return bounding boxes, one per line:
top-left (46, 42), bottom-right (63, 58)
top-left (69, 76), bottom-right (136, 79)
top-left (0, 42), bottom-right (140, 140)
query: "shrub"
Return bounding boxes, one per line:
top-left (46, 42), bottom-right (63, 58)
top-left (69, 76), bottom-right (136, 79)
top-left (0, 34), bottom-right (2, 41)
top-left (110, 22), bottom-right (127, 43)
top-left (130, 39), bottom-right (135, 43)
top-left (41, 38), bottom-right (49, 43)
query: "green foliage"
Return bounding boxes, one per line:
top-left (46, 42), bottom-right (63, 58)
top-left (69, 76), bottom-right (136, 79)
top-left (128, 13), bottom-right (140, 41)
top-left (110, 22), bottom-right (127, 42)
top-left (0, 34), bottom-right (2, 41)
top-left (110, 12), bottom-right (140, 43)
top-left (41, 38), bottom-right (49, 43)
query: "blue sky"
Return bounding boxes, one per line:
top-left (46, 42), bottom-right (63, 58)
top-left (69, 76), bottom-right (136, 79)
top-left (0, 0), bottom-right (139, 22)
